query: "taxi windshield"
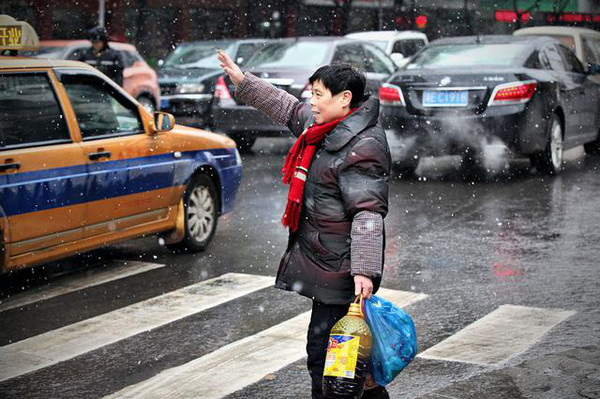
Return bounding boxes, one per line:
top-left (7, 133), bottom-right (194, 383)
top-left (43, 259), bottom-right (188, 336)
top-left (406, 43), bottom-right (529, 69)
top-left (244, 42), bottom-right (331, 68)
top-left (164, 41), bottom-right (233, 69)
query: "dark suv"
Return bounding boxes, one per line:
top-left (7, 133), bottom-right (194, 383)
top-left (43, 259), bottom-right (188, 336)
top-left (158, 38), bottom-right (272, 128)
top-left (211, 37), bottom-right (398, 151)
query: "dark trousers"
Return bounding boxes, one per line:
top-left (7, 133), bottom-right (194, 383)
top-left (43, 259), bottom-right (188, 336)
top-left (306, 300), bottom-right (350, 399)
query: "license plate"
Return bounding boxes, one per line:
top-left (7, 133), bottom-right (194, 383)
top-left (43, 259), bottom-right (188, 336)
top-left (160, 98), bottom-right (170, 109)
top-left (422, 90), bottom-right (468, 107)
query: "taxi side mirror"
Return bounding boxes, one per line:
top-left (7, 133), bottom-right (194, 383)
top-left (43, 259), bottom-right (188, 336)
top-left (153, 111), bottom-right (175, 133)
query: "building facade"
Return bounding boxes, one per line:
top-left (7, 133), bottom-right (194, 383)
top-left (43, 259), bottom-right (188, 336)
top-left (1, 0), bottom-right (598, 64)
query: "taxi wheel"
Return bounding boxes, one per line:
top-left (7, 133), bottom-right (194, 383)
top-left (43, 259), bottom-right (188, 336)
top-left (173, 175), bottom-right (218, 252)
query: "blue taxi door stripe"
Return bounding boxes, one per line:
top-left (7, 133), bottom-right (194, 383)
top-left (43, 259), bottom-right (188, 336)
top-left (0, 149), bottom-right (235, 217)
top-left (0, 166), bottom-right (88, 217)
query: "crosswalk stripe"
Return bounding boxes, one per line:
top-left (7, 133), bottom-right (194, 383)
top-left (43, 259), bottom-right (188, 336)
top-left (105, 288), bottom-right (428, 399)
top-left (417, 304), bottom-right (575, 366)
top-left (0, 273), bottom-right (274, 382)
top-left (0, 260), bottom-right (165, 313)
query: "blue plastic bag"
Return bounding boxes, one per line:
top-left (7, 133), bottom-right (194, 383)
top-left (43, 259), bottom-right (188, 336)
top-left (364, 294), bottom-right (417, 386)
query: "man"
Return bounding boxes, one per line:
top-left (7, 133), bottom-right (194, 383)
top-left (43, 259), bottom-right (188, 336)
top-left (77, 27), bottom-right (124, 86)
top-left (218, 51), bottom-right (391, 399)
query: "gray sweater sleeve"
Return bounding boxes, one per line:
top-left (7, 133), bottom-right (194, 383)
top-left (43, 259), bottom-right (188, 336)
top-left (235, 72), bottom-right (300, 126)
top-left (350, 210), bottom-right (384, 278)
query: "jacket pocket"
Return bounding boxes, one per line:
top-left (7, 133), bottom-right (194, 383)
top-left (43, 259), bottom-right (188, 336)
top-left (310, 232), bottom-right (348, 272)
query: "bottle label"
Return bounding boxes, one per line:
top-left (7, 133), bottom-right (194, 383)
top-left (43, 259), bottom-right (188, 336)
top-left (323, 334), bottom-right (360, 379)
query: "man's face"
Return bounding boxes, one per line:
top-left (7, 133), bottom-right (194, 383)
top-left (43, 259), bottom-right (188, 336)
top-left (309, 79), bottom-right (352, 125)
top-left (92, 40), bottom-right (104, 52)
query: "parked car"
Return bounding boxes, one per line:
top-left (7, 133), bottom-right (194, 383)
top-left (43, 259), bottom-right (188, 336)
top-left (158, 38), bottom-right (272, 128)
top-left (346, 30), bottom-right (428, 68)
top-left (211, 36), bottom-right (398, 151)
top-left (28, 40), bottom-right (160, 113)
top-left (0, 30), bottom-right (242, 273)
top-left (379, 35), bottom-right (600, 176)
top-left (514, 26), bottom-right (600, 68)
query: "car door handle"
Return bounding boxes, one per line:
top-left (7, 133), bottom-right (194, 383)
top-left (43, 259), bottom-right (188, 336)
top-left (89, 151), bottom-right (112, 160)
top-left (0, 162), bottom-right (20, 172)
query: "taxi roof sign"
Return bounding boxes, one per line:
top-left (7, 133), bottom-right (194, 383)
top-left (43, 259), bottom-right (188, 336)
top-left (0, 15), bottom-right (39, 52)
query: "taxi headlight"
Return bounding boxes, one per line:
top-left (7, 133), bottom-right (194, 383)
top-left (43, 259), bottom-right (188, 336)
top-left (176, 83), bottom-right (205, 94)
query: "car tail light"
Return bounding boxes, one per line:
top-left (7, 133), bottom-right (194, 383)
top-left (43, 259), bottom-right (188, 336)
top-left (301, 83), bottom-right (312, 100)
top-left (379, 83), bottom-right (405, 106)
top-left (215, 76), bottom-right (232, 98)
top-left (488, 81), bottom-right (537, 106)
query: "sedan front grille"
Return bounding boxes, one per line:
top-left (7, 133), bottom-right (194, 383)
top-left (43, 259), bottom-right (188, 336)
top-left (160, 83), bottom-right (178, 96)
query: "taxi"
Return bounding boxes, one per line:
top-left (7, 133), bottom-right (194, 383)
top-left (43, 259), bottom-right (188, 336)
top-left (0, 16), bottom-right (242, 273)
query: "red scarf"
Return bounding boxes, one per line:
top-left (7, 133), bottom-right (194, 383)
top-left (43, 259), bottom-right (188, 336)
top-left (281, 109), bottom-right (356, 231)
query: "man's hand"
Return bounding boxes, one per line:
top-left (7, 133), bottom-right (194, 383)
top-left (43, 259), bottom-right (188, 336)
top-left (354, 275), bottom-right (374, 300)
top-left (217, 50), bottom-right (245, 87)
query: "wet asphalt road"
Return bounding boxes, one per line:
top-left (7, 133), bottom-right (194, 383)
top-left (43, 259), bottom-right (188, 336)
top-left (0, 137), bottom-right (599, 398)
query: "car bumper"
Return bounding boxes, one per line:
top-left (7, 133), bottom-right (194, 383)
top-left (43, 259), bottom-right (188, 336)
top-left (380, 103), bottom-right (548, 158)
top-left (160, 94), bottom-right (212, 119)
top-left (211, 104), bottom-right (289, 137)
top-left (218, 163), bottom-right (243, 215)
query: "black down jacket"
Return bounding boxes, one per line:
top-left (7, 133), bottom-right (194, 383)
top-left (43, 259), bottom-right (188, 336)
top-left (275, 96), bottom-right (392, 305)
top-left (76, 46), bottom-right (124, 86)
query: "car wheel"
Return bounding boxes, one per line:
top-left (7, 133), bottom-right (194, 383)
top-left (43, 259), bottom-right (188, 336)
top-left (460, 147), bottom-right (486, 180)
top-left (583, 130), bottom-right (600, 154)
top-left (531, 115), bottom-right (563, 175)
top-left (228, 132), bottom-right (257, 153)
top-left (137, 95), bottom-right (156, 114)
top-left (392, 156), bottom-right (419, 179)
top-left (168, 175), bottom-right (218, 252)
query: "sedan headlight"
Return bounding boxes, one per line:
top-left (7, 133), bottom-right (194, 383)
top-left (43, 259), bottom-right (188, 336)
top-left (176, 83), bottom-right (205, 94)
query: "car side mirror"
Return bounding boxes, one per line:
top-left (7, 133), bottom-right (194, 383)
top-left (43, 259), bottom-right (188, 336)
top-left (390, 53), bottom-right (406, 68)
top-left (587, 62), bottom-right (600, 75)
top-left (153, 111), bottom-right (175, 133)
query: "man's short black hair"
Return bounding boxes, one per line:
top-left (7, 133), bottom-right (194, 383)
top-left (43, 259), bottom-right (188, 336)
top-left (309, 63), bottom-right (366, 108)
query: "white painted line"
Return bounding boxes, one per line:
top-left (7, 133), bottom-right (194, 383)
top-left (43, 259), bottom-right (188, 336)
top-left (0, 273), bottom-right (274, 382)
top-left (418, 304), bottom-right (575, 366)
top-left (105, 288), bottom-right (427, 399)
top-left (0, 261), bottom-right (165, 313)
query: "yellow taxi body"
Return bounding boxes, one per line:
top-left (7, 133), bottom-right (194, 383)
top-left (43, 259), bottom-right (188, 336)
top-left (0, 56), bottom-right (242, 272)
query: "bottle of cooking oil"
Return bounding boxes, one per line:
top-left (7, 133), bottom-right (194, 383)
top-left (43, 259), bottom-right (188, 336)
top-left (323, 296), bottom-right (372, 398)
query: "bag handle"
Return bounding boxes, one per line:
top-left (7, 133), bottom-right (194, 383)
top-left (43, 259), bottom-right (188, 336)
top-left (353, 294), bottom-right (364, 317)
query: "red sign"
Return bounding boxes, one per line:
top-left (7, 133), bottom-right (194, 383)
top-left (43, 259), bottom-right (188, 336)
top-left (495, 10), bottom-right (530, 23)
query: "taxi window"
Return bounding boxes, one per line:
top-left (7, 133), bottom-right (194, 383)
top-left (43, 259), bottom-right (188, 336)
top-left (0, 73), bottom-right (70, 149)
top-left (61, 74), bottom-right (143, 139)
